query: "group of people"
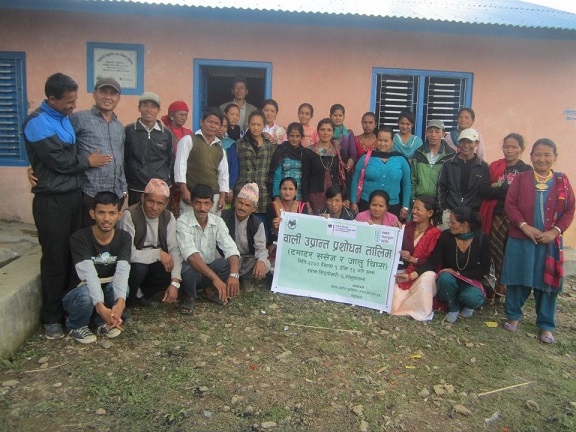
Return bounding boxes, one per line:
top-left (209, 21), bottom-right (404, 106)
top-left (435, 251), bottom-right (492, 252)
top-left (23, 72), bottom-right (574, 346)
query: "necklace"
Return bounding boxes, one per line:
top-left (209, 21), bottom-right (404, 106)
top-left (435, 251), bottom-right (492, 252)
top-left (414, 224), bottom-right (429, 238)
top-left (455, 238), bottom-right (472, 271)
top-left (319, 153), bottom-right (334, 171)
top-left (534, 171), bottom-right (552, 192)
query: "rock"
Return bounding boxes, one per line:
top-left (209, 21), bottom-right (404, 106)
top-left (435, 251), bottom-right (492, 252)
top-left (484, 411), bottom-right (501, 426)
top-left (433, 385), bottom-right (445, 396)
top-left (38, 356), bottom-right (49, 364)
top-left (95, 408), bottom-right (106, 415)
top-left (261, 421), bottom-right (277, 429)
top-left (418, 388), bottom-right (430, 398)
top-left (275, 351), bottom-right (292, 360)
top-left (39, 363), bottom-right (49, 369)
top-left (53, 382), bottom-right (63, 388)
top-left (231, 395), bottom-right (243, 404)
top-left (359, 419), bottom-right (369, 431)
top-left (526, 400), bottom-right (540, 411)
top-left (244, 405), bottom-right (255, 415)
top-left (199, 386), bottom-right (209, 393)
top-left (352, 405), bottom-right (364, 416)
top-left (269, 303), bottom-right (279, 310)
top-left (152, 340), bottom-right (161, 346)
top-left (101, 341), bottom-right (113, 349)
top-left (10, 408), bottom-right (20, 417)
top-left (199, 334), bottom-right (210, 343)
top-left (222, 405), bottom-right (231, 412)
top-left (196, 361), bottom-right (207, 368)
top-left (203, 410), bottom-right (213, 418)
top-left (570, 402), bottom-right (576, 409)
top-left (465, 343), bottom-right (474, 348)
top-left (224, 323), bottom-right (233, 328)
top-left (2, 380), bottom-right (19, 387)
top-left (444, 384), bottom-right (455, 394)
top-left (453, 404), bottom-right (472, 416)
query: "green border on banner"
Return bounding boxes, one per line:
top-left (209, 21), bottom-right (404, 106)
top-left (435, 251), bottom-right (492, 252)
top-left (271, 213), bottom-right (403, 313)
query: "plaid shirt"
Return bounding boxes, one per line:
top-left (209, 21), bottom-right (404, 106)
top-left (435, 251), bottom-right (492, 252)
top-left (70, 106), bottom-right (126, 198)
top-left (234, 135), bottom-right (275, 212)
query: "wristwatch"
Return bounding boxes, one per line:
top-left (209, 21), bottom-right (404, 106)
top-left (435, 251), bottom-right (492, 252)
top-left (229, 273), bottom-right (240, 279)
top-left (170, 281), bottom-right (181, 289)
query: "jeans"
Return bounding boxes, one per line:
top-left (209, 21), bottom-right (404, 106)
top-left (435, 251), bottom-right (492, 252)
top-left (63, 283), bottom-right (114, 329)
top-left (180, 258), bottom-right (230, 299)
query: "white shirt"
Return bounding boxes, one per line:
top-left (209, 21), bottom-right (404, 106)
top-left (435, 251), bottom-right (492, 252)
top-left (174, 131), bottom-right (229, 193)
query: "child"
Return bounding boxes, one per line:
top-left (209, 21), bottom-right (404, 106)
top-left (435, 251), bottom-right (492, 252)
top-left (261, 99), bottom-right (286, 145)
top-left (392, 111), bottom-right (423, 159)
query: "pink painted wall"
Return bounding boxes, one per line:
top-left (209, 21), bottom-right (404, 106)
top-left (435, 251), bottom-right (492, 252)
top-left (2, 9), bottom-right (576, 244)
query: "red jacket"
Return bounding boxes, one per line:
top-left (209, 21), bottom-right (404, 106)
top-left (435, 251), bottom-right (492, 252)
top-left (505, 170), bottom-right (575, 239)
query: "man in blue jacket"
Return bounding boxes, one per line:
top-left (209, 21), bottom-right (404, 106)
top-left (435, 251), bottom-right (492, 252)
top-left (23, 73), bottom-right (111, 340)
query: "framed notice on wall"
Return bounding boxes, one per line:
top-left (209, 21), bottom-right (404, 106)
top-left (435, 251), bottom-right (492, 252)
top-left (87, 42), bottom-right (144, 95)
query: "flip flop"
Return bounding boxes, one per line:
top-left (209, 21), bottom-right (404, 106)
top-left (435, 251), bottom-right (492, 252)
top-left (179, 298), bottom-right (195, 315)
top-left (503, 321), bottom-right (518, 332)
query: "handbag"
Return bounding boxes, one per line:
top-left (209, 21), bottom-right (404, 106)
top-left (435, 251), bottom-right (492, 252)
top-left (355, 150), bottom-right (372, 203)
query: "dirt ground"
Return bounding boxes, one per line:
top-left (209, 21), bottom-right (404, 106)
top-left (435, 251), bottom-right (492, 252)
top-left (1, 277), bottom-right (576, 432)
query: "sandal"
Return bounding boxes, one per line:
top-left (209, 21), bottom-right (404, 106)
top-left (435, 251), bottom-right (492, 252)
top-left (179, 298), bottom-right (195, 315)
top-left (503, 321), bottom-right (518, 332)
top-left (203, 287), bottom-right (225, 306)
top-left (538, 331), bottom-right (555, 344)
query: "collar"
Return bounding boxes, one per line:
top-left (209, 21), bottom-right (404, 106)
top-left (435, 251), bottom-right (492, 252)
top-left (188, 211), bottom-right (218, 228)
top-left (195, 130), bottom-right (221, 145)
top-left (90, 105), bottom-right (117, 120)
top-left (40, 100), bottom-right (67, 120)
top-left (137, 118), bottom-right (162, 132)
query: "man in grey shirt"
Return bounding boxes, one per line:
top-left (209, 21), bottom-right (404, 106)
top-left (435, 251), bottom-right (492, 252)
top-left (70, 77), bottom-right (126, 227)
top-left (218, 76), bottom-right (257, 131)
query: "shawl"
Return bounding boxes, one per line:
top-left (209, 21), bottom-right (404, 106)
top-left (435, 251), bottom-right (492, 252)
top-left (479, 158), bottom-right (507, 235)
top-left (544, 172), bottom-right (568, 288)
top-left (270, 141), bottom-right (303, 175)
top-left (309, 141), bottom-right (339, 156)
top-left (393, 134), bottom-right (423, 159)
top-left (398, 223), bottom-right (442, 290)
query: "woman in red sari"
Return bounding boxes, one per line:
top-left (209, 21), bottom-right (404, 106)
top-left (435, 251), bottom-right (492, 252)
top-left (392, 195), bottom-right (442, 320)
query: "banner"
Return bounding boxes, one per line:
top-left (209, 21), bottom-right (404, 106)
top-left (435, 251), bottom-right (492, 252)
top-left (272, 213), bottom-right (403, 313)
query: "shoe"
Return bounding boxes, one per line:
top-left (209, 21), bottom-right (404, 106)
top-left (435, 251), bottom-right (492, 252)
top-left (69, 326), bottom-right (97, 344)
top-left (44, 323), bottom-right (65, 340)
top-left (460, 308), bottom-right (475, 318)
top-left (538, 331), bottom-right (555, 344)
top-left (97, 324), bottom-right (121, 339)
top-left (445, 311), bottom-right (459, 323)
top-left (122, 308), bottom-right (133, 324)
top-left (503, 321), bottom-right (518, 332)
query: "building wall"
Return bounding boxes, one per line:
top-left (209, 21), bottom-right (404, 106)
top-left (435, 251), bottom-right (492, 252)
top-left (2, 9), bottom-right (576, 244)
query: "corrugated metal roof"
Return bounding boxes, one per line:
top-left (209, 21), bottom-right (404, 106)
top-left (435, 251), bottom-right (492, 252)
top-left (81, 0), bottom-right (576, 30)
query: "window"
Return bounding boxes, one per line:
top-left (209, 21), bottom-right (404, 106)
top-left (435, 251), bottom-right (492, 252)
top-left (0, 52), bottom-right (28, 166)
top-left (372, 69), bottom-right (473, 138)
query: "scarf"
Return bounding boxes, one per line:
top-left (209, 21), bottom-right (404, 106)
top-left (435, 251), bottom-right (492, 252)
top-left (310, 141), bottom-right (339, 156)
top-left (479, 158), bottom-right (507, 235)
top-left (398, 223), bottom-right (442, 290)
top-left (456, 230), bottom-right (481, 240)
top-left (544, 172), bottom-right (568, 289)
top-left (370, 149), bottom-right (407, 160)
top-left (333, 125), bottom-right (349, 140)
top-left (449, 130), bottom-right (460, 147)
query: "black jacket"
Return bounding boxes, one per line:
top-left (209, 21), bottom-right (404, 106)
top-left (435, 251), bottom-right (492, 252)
top-left (124, 119), bottom-right (173, 191)
top-left (437, 154), bottom-right (490, 211)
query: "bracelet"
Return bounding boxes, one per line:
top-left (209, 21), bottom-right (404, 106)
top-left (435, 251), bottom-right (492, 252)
top-left (552, 226), bottom-right (562, 235)
top-left (414, 257), bottom-right (419, 265)
top-left (518, 222), bottom-right (527, 229)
